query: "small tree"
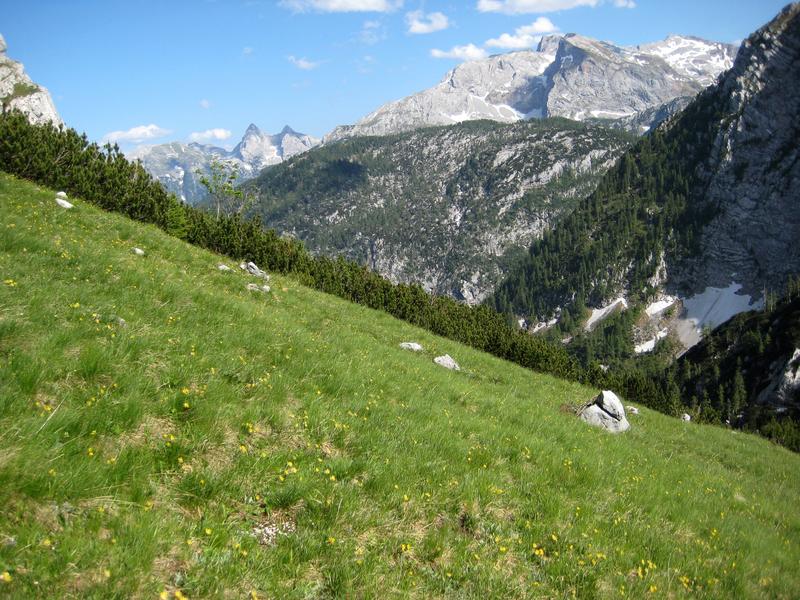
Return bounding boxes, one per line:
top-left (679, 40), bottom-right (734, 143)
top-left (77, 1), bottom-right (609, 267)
top-left (197, 159), bottom-right (242, 219)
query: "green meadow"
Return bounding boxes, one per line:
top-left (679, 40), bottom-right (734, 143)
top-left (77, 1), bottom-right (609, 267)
top-left (1, 172), bottom-right (798, 598)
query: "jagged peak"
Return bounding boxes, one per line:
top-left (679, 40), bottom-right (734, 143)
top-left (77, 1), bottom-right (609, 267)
top-left (243, 123), bottom-right (262, 136)
top-left (537, 33), bottom-right (563, 55)
top-left (279, 125), bottom-right (297, 135)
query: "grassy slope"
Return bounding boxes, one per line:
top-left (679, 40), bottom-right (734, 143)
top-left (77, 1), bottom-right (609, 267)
top-left (0, 172), bottom-right (798, 599)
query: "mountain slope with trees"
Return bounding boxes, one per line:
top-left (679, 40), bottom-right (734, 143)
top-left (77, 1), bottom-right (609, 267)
top-left (492, 3), bottom-right (800, 326)
top-left (245, 118), bottom-right (634, 303)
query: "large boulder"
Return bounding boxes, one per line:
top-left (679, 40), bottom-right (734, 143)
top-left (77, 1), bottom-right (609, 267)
top-left (579, 390), bottom-right (630, 433)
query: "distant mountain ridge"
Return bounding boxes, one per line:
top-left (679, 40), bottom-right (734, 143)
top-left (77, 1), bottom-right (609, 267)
top-left (326, 33), bottom-right (737, 141)
top-left (132, 124), bottom-right (319, 203)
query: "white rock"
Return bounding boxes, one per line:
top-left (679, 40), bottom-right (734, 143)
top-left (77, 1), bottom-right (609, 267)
top-left (681, 413), bottom-right (692, 422)
top-left (56, 191), bottom-right (68, 199)
top-left (434, 354), bottom-right (460, 371)
top-left (55, 198), bottom-right (73, 209)
top-left (400, 342), bottom-right (423, 352)
top-left (626, 406), bottom-right (640, 415)
top-left (217, 264), bottom-right (232, 272)
top-left (578, 390), bottom-right (630, 433)
top-left (246, 283), bottom-right (271, 293)
top-left (241, 261), bottom-right (270, 280)
top-left (132, 247), bottom-right (145, 256)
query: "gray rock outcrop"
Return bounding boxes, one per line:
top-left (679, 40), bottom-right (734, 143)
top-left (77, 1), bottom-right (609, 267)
top-left (579, 390), bottom-right (630, 433)
top-left (325, 33), bottom-right (735, 142)
top-left (0, 34), bottom-right (62, 127)
top-left (669, 3), bottom-right (800, 300)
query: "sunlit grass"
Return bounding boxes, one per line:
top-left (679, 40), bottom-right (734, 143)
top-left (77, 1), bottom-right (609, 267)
top-left (0, 172), bottom-right (798, 598)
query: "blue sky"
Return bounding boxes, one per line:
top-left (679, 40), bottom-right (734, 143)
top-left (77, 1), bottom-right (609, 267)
top-left (2, 0), bottom-right (788, 149)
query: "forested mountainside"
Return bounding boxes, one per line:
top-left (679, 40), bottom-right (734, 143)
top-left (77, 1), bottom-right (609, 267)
top-left (492, 3), bottom-right (800, 328)
top-left (669, 286), bottom-right (800, 449)
top-left (244, 119), bottom-right (633, 303)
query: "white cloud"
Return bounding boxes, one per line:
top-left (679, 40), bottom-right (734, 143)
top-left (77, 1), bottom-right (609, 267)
top-left (188, 128), bottom-right (232, 143)
top-left (430, 44), bottom-right (487, 61)
top-left (242, 46), bottom-right (254, 56)
top-left (358, 19), bottom-right (387, 44)
top-left (612, 0), bottom-right (635, 6)
top-left (477, 0), bottom-right (599, 14)
top-left (406, 10), bottom-right (449, 34)
top-left (288, 55), bottom-right (321, 70)
top-left (199, 99), bottom-right (212, 109)
top-left (280, 0), bottom-right (402, 12)
top-left (486, 16), bottom-right (558, 48)
top-left (102, 124), bottom-right (171, 144)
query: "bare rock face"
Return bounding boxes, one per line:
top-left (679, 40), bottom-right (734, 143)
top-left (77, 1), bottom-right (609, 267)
top-left (541, 34), bottom-right (702, 122)
top-left (325, 33), bottom-right (735, 142)
top-left (0, 34), bottom-right (62, 127)
top-left (579, 390), bottom-right (630, 433)
top-left (671, 3), bottom-right (800, 300)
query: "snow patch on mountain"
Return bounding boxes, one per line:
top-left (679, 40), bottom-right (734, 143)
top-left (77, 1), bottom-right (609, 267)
top-left (676, 283), bottom-right (763, 347)
top-left (585, 297), bottom-right (628, 331)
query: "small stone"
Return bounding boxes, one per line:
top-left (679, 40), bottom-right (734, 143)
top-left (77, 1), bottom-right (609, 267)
top-left (434, 354), bottom-right (460, 370)
top-left (626, 406), bottom-right (640, 415)
top-left (400, 342), bottom-right (423, 352)
top-left (681, 413), bottom-right (692, 422)
top-left (218, 264), bottom-right (232, 272)
top-left (261, 284), bottom-right (271, 293)
top-left (246, 283), bottom-right (261, 292)
top-left (241, 261), bottom-right (270, 280)
top-left (132, 247), bottom-right (145, 256)
top-left (55, 198), bottom-right (73, 209)
top-left (56, 191), bottom-right (68, 199)
top-left (578, 390), bottom-right (630, 433)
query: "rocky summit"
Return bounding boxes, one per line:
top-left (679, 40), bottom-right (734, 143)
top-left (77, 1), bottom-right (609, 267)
top-left (326, 33), bottom-right (736, 142)
top-left (132, 124), bottom-right (319, 204)
top-left (0, 34), bottom-right (62, 127)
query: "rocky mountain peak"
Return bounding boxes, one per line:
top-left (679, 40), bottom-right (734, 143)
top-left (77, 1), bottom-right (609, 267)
top-left (136, 124), bottom-right (320, 204)
top-left (536, 34), bottom-right (562, 55)
top-left (326, 30), bottom-right (733, 141)
top-left (0, 33), bottom-right (62, 127)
